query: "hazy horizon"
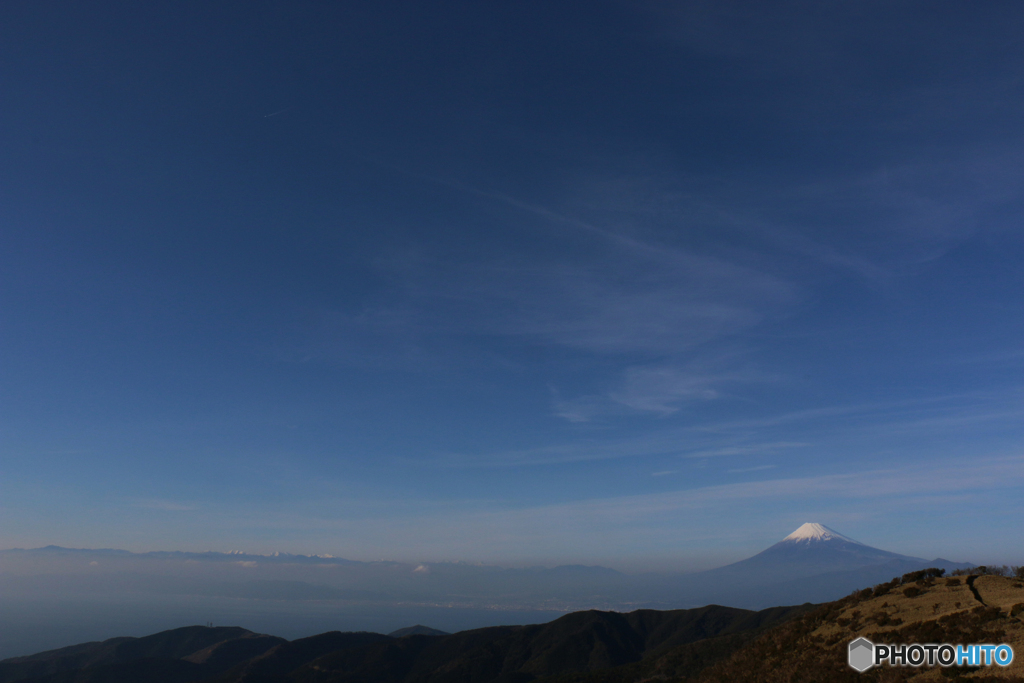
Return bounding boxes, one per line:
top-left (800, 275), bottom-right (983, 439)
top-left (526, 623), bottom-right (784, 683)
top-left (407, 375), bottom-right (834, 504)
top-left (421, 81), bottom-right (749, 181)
top-left (2, 515), bottom-right (1013, 573)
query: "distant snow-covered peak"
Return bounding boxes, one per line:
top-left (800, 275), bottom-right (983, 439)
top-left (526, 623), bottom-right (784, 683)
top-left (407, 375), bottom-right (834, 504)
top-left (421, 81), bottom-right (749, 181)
top-left (782, 523), bottom-right (862, 544)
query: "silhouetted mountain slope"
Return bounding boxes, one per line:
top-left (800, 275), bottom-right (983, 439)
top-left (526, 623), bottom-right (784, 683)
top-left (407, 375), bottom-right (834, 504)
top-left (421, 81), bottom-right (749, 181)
top-left (287, 635), bottom-right (438, 683)
top-left (0, 640), bottom-right (133, 683)
top-left (184, 636), bottom-right (289, 669)
top-left (107, 627), bottom-right (255, 662)
top-left (0, 627), bottom-right (252, 683)
top-left (210, 632), bottom-right (393, 683)
top-left (17, 658), bottom-right (206, 683)
top-left (260, 605), bottom-right (806, 683)
top-left (387, 627), bottom-right (449, 638)
top-left (0, 604), bottom-right (807, 683)
top-left (530, 630), bottom-right (782, 683)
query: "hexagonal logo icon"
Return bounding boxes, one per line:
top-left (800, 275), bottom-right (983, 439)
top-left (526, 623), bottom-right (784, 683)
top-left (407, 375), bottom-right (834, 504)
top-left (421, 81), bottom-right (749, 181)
top-left (848, 637), bottom-right (875, 672)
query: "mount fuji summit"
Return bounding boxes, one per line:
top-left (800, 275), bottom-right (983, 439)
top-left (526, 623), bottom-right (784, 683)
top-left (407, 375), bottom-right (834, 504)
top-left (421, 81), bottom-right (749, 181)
top-left (676, 523), bottom-right (973, 609)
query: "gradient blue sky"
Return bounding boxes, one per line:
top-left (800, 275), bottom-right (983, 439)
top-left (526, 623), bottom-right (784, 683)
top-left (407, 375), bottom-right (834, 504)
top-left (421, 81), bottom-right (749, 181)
top-left (2, 1), bottom-right (1023, 570)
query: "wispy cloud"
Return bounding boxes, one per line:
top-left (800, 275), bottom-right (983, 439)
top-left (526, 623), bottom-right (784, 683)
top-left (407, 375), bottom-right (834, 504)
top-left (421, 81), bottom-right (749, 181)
top-left (955, 348), bottom-right (1024, 365)
top-left (551, 356), bottom-right (771, 421)
top-left (288, 174), bottom-right (798, 373)
top-left (432, 430), bottom-right (811, 469)
top-left (434, 388), bottom-right (1024, 468)
top-left (423, 249), bottom-right (793, 357)
top-left (133, 499), bottom-right (200, 512)
top-left (685, 443), bottom-right (809, 459)
top-left (727, 464), bottom-right (777, 473)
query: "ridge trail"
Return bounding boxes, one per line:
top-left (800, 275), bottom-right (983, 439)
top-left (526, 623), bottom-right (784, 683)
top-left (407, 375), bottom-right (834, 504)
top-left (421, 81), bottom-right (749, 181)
top-left (965, 575), bottom-right (986, 606)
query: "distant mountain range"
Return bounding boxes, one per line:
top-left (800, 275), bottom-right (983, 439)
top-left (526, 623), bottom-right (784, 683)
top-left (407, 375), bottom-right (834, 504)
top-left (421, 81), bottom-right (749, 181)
top-left (0, 524), bottom-right (974, 626)
top-left (1, 545), bottom-right (360, 566)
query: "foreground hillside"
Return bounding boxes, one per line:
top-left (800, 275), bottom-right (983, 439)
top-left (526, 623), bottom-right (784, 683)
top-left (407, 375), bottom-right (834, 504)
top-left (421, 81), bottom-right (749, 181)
top-left (693, 571), bottom-right (1024, 682)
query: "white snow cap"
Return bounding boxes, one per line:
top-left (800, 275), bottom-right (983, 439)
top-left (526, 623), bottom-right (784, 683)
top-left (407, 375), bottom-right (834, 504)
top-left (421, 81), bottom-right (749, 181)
top-left (783, 523), bottom-right (862, 544)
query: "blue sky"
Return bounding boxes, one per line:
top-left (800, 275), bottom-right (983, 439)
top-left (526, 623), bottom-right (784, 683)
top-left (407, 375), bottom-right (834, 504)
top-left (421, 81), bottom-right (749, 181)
top-left (1, 1), bottom-right (1023, 570)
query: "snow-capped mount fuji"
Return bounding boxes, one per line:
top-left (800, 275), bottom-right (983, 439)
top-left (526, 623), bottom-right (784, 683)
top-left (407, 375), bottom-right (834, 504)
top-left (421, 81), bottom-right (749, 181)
top-left (710, 522), bottom-right (922, 585)
top-left (781, 522), bottom-right (860, 544)
top-left (671, 522), bottom-right (974, 609)
top-left (655, 522), bottom-right (975, 609)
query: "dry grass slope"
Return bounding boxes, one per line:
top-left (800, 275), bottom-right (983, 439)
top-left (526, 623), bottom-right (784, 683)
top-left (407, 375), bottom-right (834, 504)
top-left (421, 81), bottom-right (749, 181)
top-left (695, 571), bottom-right (1024, 683)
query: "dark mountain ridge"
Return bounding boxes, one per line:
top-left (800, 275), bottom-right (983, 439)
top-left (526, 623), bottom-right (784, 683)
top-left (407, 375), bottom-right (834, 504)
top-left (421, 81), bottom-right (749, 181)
top-left (387, 627), bottom-right (450, 638)
top-left (0, 604), bottom-right (807, 683)
top-left (0, 627), bottom-right (276, 683)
